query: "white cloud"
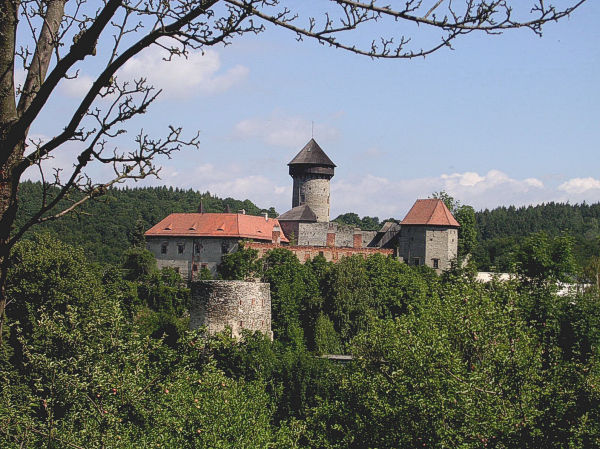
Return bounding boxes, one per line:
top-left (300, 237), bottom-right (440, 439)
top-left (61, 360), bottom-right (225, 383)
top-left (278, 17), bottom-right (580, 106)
top-left (119, 46), bottom-right (248, 98)
top-left (60, 75), bottom-right (94, 98)
top-left (233, 112), bottom-right (339, 149)
top-left (558, 177), bottom-right (600, 194)
top-left (331, 170), bottom-right (551, 218)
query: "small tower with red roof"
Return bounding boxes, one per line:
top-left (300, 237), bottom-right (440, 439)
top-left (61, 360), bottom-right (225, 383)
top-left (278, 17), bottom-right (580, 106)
top-left (397, 199), bottom-right (460, 272)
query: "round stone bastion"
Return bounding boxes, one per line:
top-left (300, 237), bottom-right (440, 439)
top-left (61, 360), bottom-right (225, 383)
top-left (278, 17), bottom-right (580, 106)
top-left (190, 280), bottom-right (272, 339)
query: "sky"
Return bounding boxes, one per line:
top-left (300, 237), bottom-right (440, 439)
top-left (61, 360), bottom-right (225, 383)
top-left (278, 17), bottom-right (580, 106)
top-left (23, 1), bottom-right (600, 220)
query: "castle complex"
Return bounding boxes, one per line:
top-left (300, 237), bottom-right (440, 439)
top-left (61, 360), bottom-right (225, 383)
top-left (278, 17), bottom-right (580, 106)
top-left (146, 139), bottom-right (460, 336)
top-left (145, 138), bottom-right (460, 279)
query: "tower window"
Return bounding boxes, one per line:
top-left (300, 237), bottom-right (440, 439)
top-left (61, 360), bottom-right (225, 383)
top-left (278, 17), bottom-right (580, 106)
top-left (432, 259), bottom-right (440, 269)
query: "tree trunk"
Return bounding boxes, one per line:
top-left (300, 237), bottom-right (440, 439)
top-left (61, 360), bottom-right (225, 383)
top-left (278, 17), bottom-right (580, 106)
top-left (0, 0), bottom-right (20, 346)
top-left (0, 0), bottom-right (65, 346)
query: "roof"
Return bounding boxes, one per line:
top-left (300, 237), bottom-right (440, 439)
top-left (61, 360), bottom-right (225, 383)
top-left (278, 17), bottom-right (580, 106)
top-left (145, 213), bottom-right (289, 242)
top-left (277, 204), bottom-right (317, 222)
top-left (400, 199), bottom-right (460, 227)
top-left (288, 139), bottom-right (336, 167)
top-left (377, 221), bottom-right (400, 234)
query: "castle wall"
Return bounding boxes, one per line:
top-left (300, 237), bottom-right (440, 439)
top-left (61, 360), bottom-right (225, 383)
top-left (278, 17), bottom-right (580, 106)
top-left (297, 222), bottom-right (368, 247)
top-left (292, 175), bottom-right (330, 222)
top-left (146, 236), bottom-right (238, 280)
top-left (190, 280), bottom-right (272, 339)
top-left (425, 227), bottom-right (458, 271)
top-left (246, 241), bottom-right (393, 263)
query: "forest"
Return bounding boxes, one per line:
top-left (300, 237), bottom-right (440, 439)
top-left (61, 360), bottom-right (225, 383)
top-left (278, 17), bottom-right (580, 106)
top-left (1, 182), bottom-right (599, 447)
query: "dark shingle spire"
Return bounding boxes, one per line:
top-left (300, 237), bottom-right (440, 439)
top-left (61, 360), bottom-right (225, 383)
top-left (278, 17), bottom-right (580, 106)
top-left (288, 139), bottom-right (336, 167)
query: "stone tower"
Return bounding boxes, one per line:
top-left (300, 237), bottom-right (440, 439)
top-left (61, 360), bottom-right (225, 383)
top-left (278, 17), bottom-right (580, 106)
top-left (396, 199), bottom-right (460, 273)
top-left (288, 139), bottom-right (336, 223)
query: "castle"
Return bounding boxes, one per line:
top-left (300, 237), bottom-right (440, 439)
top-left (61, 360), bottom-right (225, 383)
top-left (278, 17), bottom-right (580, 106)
top-left (145, 138), bottom-right (459, 279)
top-left (145, 138), bottom-right (460, 337)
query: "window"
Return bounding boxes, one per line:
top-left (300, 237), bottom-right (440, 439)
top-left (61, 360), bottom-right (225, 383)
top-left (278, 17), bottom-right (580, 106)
top-left (201, 263), bottom-right (208, 270)
top-left (432, 258), bottom-right (440, 269)
top-left (177, 243), bottom-right (185, 254)
top-left (412, 257), bottom-right (420, 266)
top-left (161, 243), bottom-right (168, 254)
top-left (192, 264), bottom-right (198, 272)
top-left (221, 241), bottom-right (229, 254)
top-left (194, 243), bottom-right (201, 254)
top-left (239, 321), bottom-right (244, 328)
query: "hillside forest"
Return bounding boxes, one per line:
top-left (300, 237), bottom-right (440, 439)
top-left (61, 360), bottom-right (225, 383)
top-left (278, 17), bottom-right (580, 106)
top-left (15, 181), bottom-right (600, 280)
top-left (1, 182), bottom-right (599, 447)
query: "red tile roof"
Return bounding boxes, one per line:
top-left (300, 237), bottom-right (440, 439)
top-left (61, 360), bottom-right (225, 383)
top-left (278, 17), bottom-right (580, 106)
top-left (145, 213), bottom-right (289, 242)
top-left (400, 199), bottom-right (460, 227)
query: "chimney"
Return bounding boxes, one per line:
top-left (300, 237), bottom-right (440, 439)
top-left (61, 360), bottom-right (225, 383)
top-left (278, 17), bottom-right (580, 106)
top-left (272, 225), bottom-right (281, 245)
top-left (263, 212), bottom-right (269, 221)
top-left (353, 229), bottom-right (363, 249)
top-left (238, 209), bottom-right (246, 215)
top-left (326, 231), bottom-right (336, 247)
top-left (198, 201), bottom-right (204, 214)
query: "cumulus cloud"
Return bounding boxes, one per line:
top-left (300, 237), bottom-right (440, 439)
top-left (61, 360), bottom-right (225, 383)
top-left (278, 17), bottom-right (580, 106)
top-left (558, 177), bottom-right (600, 194)
top-left (233, 112), bottom-right (339, 149)
top-left (331, 170), bottom-right (551, 218)
top-left (119, 46), bottom-right (248, 98)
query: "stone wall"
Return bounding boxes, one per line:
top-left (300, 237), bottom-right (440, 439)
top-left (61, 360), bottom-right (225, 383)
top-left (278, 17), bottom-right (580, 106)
top-left (297, 222), bottom-right (373, 248)
top-left (397, 225), bottom-right (457, 272)
top-left (292, 175), bottom-right (330, 222)
top-left (146, 236), bottom-right (239, 280)
top-left (190, 280), bottom-right (272, 339)
top-left (246, 241), bottom-right (393, 263)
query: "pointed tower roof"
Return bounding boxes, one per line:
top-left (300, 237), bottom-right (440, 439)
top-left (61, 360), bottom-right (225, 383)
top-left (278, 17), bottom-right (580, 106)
top-left (400, 199), bottom-right (460, 227)
top-left (288, 139), bottom-right (336, 167)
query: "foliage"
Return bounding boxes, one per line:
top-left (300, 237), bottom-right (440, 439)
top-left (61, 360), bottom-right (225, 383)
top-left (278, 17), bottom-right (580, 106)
top-left (3, 233), bottom-right (600, 449)
top-left (333, 213), bottom-right (386, 231)
top-left (0, 236), bottom-right (296, 448)
top-left (121, 247), bottom-right (157, 281)
top-left (217, 242), bottom-right (260, 280)
top-left (261, 249), bottom-right (319, 346)
top-left (513, 232), bottom-right (577, 285)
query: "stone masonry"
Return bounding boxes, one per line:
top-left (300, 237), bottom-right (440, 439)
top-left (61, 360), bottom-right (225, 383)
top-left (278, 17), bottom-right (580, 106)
top-left (190, 280), bottom-right (272, 339)
top-left (292, 175), bottom-right (331, 223)
top-left (397, 226), bottom-right (458, 272)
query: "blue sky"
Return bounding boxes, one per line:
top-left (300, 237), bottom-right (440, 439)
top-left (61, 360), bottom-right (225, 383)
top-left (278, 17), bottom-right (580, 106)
top-left (24, 1), bottom-right (600, 220)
